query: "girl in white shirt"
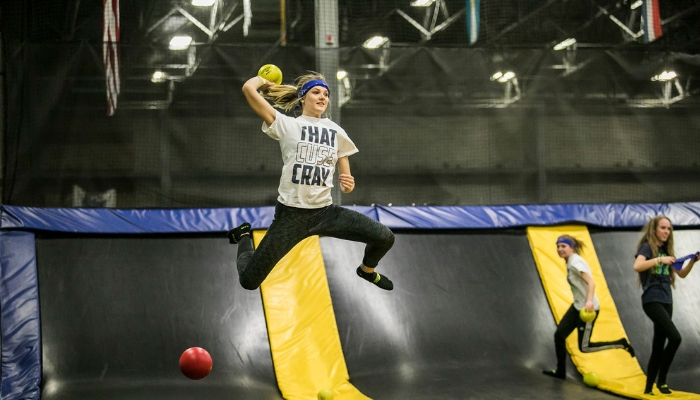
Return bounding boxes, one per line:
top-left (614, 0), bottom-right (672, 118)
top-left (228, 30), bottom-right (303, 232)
top-left (543, 235), bottom-right (634, 380)
top-left (227, 72), bottom-right (395, 291)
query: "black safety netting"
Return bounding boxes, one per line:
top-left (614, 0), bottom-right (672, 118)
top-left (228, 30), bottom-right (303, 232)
top-left (3, 0), bottom-right (700, 208)
top-left (3, 43), bottom-right (700, 208)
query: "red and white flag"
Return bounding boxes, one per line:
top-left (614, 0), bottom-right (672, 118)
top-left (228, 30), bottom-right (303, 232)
top-left (103, 0), bottom-right (120, 116)
top-left (642, 0), bottom-right (662, 43)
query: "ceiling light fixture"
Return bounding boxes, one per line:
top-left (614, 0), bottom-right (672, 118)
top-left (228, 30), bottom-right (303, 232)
top-left (630, 0), bottom-right (642, 10)
top-left (498, 71), bottom-right (516, 83)
top-left (553, 38), bottom-right (577, 51)
top-left (169, 35), bottom-right (193, 50)
top-left (651, 70), bottom-right (677, 82)
top-left (363, 36), bottom-right (389, 49)
top-left (410, 0), bottom-right (436, 7)
top-left (152, 71), bottom-right (166, 83)
top-left (192, 0), bottom-right (216, 6)
top-left (491, 71), bottom-right (516, 83)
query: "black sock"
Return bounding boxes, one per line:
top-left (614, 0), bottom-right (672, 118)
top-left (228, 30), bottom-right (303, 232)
top-left (227, 222), bottom-right (251, 244)
top-left (542, 369), bottom-right (565, 380)
top-left (658, 384), bottom-right (671, 394)
top-left (356, 266), bottom-right (393, 290)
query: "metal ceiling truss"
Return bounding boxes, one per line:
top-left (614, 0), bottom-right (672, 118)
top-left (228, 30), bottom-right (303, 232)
top-left (142, 0), bottom-right (251, 82)
top-left (62, 0), bottom-right (82, 41)
top-left (394, 0), bottom-right (465, 43)
top-left (115, 0), bottom-right (699, 110)
top-left (145, 0), bottom-right (245, 40)
top-left (627, 78), bottom-right (695, 108)
top-left (540, 0), bottom-right (699, 107)
top-left (481, 0), bottom-right (700, 49)
top-left (484, 0), bottom-right (563, 46)
top-left (592, 1), bottom-right (700, 43)
top-left (580, 0), bottom-right (700, 45)
top-left (595, 3), bottom-right (640, 39)
top-left (350, 1), bottom-right (465, 85)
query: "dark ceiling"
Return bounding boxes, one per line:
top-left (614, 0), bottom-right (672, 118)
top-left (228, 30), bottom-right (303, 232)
top-left (3, 0), bottom-right (700, 50)
top-left (3, 0), bottom-right (700, 115)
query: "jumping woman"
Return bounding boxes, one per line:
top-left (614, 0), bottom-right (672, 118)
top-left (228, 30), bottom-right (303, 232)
top-left (227, 71), bottom-right (395, 291)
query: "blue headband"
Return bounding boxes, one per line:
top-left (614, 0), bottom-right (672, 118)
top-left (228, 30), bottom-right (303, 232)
top-left (556, 237), bottom-right (575, 248)
top-left (298, 79), bottom-right (330, 98)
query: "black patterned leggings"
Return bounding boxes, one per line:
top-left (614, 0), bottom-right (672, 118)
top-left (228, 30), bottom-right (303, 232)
top-left (643, 302), bottom-right (681, 392)
top-left (235, 201), bottom-right (395, 290)
top-left (554, 305), bottom-right (628, 372)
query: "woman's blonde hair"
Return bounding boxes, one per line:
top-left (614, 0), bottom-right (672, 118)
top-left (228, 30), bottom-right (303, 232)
top-left (261, 72), bottom-right (331, 115)
top-left (557, 234), bottom-right (586, 254)
top-left (637, 215), bottom-right (675, 286)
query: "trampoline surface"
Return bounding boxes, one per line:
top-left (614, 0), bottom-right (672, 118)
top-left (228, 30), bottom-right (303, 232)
top-left (35, 230), bottom-right (700, 399)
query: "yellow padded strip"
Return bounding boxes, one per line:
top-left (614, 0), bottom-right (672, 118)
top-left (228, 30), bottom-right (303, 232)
top-left (527, 225), bottom-right (697, 399)
top-left (254, 231), bottom-right (370, 400)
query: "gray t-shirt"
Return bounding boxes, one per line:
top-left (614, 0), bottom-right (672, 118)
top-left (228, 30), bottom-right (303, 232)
top-left (567, 253), bottom-right (600, 311)
top-left (262, 111), bottom-right (358, 208)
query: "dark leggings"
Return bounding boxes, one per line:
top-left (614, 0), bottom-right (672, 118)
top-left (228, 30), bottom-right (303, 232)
top-left (235, 201), bottom-right (395, 290)
top-left (554, 305), bottom-right (628, 372)
top-left (643, 302), bottom-right (681, 391)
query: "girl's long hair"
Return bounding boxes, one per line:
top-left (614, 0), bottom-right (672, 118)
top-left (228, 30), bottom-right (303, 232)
top-left (261, 72), bottom-right (331, 115)
top-left (637, 216), bottom-right (676, 286)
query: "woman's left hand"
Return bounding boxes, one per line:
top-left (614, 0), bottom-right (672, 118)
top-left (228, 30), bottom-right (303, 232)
top-left (584, 301), bottom-right (594, 312)
top-left (339, 173), bottom-right (355, 193)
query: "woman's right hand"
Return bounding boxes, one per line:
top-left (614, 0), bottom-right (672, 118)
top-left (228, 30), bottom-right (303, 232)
top-left (659, 256), bottom-right (676, 264)
top-left (258, 76), bottom-right (275, 91)
top-left (242, 76), bottom-right (277, 126)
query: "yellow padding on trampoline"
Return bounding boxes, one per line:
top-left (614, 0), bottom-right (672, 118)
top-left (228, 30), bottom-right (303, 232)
top-left (527, 226), bottom-right (697, 400)
top-left (254, 231), bottom-right (370, 400)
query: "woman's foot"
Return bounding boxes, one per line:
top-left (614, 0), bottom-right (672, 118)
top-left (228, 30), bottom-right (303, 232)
top-left (542, 369), bottom-right (566, 380)
top-left (227, 222), bottom-right (251, 244)
top-left (658, 384), bottom-right (672, 394)
top-left (356, 266), bottom-right (393, 290)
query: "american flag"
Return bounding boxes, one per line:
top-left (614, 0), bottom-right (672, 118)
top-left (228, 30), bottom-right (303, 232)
top-left (103, 0), bottom-right (120, 116)
top-left (641, 0), bottom-right (663, 43)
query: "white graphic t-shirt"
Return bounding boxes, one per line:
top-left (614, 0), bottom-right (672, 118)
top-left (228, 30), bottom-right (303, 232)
top-left (567, 253), bottom-right (600, 311)
top-left (262, 111), bottom-right (358, 208)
